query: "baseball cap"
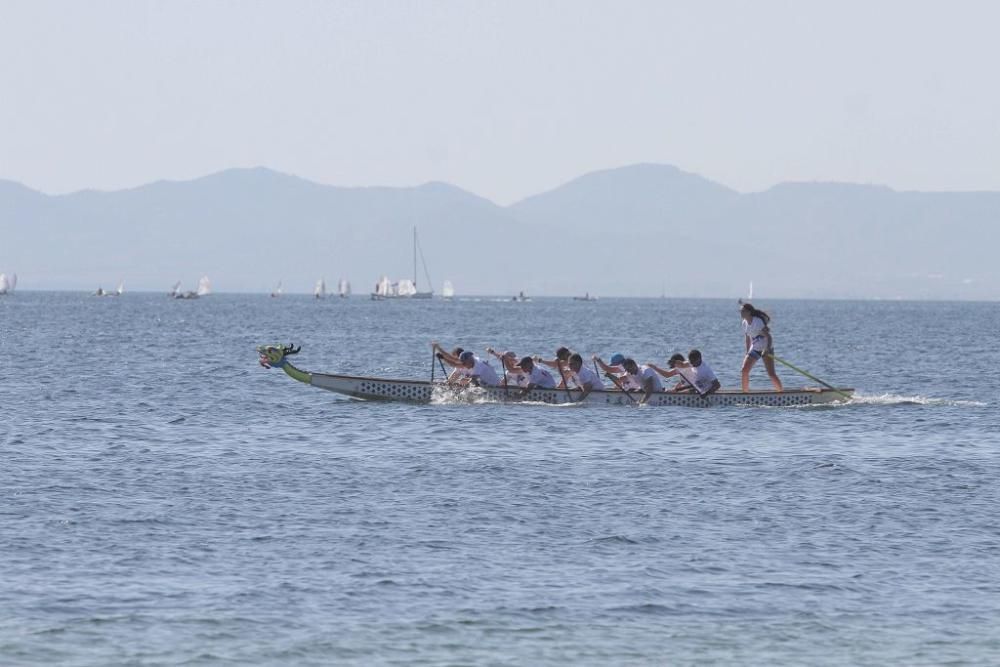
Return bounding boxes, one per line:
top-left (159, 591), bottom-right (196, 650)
top-left (609, 353), bottom-right (625, 366)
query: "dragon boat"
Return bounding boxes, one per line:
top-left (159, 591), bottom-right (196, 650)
top-left (257, 344), bottom-right (854, 407)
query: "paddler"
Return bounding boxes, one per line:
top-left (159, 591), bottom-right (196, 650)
top-left (593, 353), bottom-right (632, 392)
top-left (622, 358), bottom-right (663, 404)
top-left (740, 302), bottom-right (783, 392)
top-left (454, 350), bottom-right (500, 387)
top-left (536, 346), bottom-right (575, 390)
top-left (564, 353), bottom-right (604, 399)
top-left (649, 353), bottom-right (690, 391)
top-left (651, 350), bottom-right (720, 395)
top-left (513, 356), bottom-right (555, 395)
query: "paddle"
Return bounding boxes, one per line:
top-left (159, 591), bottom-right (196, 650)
top-left (603, 371), bottom-right (637, 405)
top-left (675, 366), bottom-right (710, 403)
top-left (765, 352), bottom-right (852, 400)
top-left (487, 348), bottom-right (511, 400)
top-left (553, 358), bottom-right (575, 404)
top-left (431, 349), bottom-right (436, 382)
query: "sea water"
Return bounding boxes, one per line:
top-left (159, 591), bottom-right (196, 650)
top-left (2, 293), bottom-right (999, 665)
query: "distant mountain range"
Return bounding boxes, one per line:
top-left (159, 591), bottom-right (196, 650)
top-left (1, 163), bottom-right (998, 300)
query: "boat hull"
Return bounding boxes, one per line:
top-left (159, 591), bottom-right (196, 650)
top-left (307, 372), bottom-right (852, 407)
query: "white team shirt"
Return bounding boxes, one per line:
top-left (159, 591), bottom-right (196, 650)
top-left (681, 362), bottom-right (718, 393)
top-left (527, 365), bottom-right (556, 389)
top-left (571, 366), bottom-right (604, 390)
top-left (470, 359), bottom-right (500, 386)
top-left (638, 365), bottom-right (664, 392)
top-left (743, 316), bottom-right (769, 352)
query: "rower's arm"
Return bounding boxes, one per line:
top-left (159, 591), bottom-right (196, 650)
top-left (536, 357), bottom-right (562, 369)
top-left (649, 363), bottom-right (680, 380)
top-left (488, 348), bottom-right (520, 372)
top-left (433, 343), bottom-right (463, 367)
top-left (593, 357), bottom-right (621, 374)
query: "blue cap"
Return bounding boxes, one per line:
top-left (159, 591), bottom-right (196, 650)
top-left (459, 351), bottom-right (475, 363)
top-left (610, 353), bottom-right (625, 366)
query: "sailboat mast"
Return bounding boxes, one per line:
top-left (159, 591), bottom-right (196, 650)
top-left (413, 227), bottom-right (418, 289)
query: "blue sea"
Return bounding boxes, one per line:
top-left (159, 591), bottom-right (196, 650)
top-left (2, 293), bottom-right (999, 665)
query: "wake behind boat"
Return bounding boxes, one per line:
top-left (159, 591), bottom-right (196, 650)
top-left (257, 344), bottom-right (853, 407)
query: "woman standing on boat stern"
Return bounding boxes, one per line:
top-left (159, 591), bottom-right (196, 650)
top-left (741, 302), bottom-right (783, 392)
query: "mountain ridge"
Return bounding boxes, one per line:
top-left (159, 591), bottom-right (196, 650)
top-left (1, 164), bottom-right (997, 299)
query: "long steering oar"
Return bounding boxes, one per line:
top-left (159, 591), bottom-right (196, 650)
top-left (766, 353), bottom-right (852, 400)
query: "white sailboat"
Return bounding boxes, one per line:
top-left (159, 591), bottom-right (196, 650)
top-left (372, 275), bottom-right (393, 300)
top-left (338, 278), bottom-right (351, 298)
top-left (748, 281), bottom-right (754, 301)
top-left (314, 278), bottom-right (327, 299)
top-left (0, 272), bottom-right (17, 295)
top-left (270, 281), bottom-right (283, 298)
top-left (371, 227), bottom-right (435, 300)
top-left (442, 280), bottom-right (455, 300)
top-left (95, 281), bottom-right (124, 297)
top-left (196, 276), bottom-right (211, 297)
top-left (172, 276), bottom-right (210, 299)
top-left (396, 279), bottom-right (417, 297)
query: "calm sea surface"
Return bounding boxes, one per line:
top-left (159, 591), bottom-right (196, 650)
top-left (2, 293), bottom-right (999, 665)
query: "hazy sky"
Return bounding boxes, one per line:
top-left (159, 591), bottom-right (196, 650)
top-left (2, 1), bottom-right (999, 204)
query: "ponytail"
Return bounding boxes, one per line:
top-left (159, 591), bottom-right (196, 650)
top-left (742, 302), bottom-right (771, 326)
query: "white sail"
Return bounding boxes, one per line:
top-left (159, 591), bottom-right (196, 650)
top-left (748, 281), bottom-right (753, 301)
top-left (338, 278), bottom-right (351, 297)
top-left (170, 281), bottom-right (182, 297)
top-left (196, 276), bottom-right (211, 296)
top-left (7, 273), bottom-right (15, 292)
top-left (115, 281), bottom-right (124, 296)
top-left (396, 279), bottom-right (417, 297)
top-left (315, 279), bottom-right (326, 298)
top-left (442, 280), bottom-right (454, 298)
top-left (0, 273), bottom-right (8, 294)
top-left (375, 275), bottom-right (392, 297)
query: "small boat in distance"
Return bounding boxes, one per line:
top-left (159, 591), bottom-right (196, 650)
top-left (573, 292), bottom-right (597, 301)
top-left (314, 279), bottom-right (327, 299)
top-left (270, 281), bottom-right (283, 298)
top-left (338, 278), bottom-right (351, 298)
top-left (442, 280), bottom-right (455, 300)
top-left (512, 291), bottom-right (531, 302)
top-left (95, 282), bottom-right (124, 297)
top-left (0, 272), bottom-right (17, 295)
top-left (171, 276), bottom-right (211, 299)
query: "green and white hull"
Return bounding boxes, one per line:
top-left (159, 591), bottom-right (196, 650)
top-left (257, 344), bottom-right (852, 408)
